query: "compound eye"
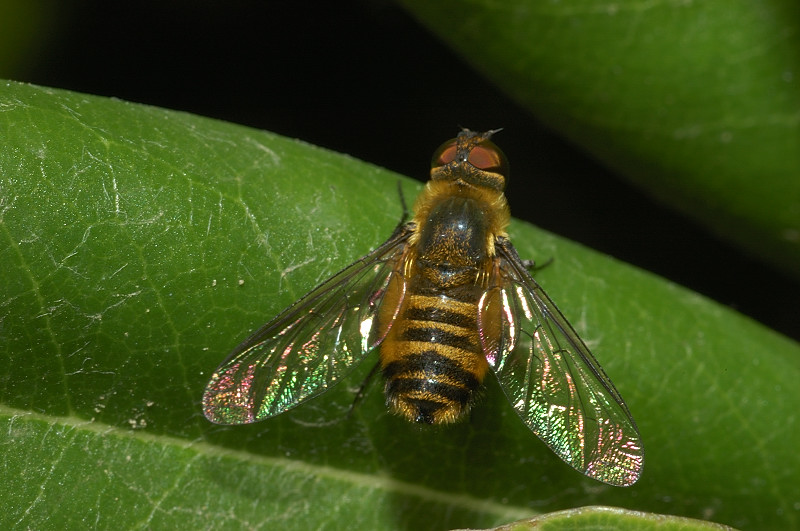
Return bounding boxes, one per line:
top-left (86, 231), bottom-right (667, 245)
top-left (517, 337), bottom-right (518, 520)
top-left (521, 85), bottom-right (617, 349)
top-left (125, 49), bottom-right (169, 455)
top-left (468, 140), bottom-right (508, 176)
top-left (431, 138), bottom-right (459, 170)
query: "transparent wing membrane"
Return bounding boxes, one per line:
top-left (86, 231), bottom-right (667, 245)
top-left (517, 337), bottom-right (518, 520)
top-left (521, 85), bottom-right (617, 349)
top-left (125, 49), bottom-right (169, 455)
top-left (480, 239), bottom-right (643, 486)
top-left (203, 229), bottom-right (411, 424)
top-left (201, 129), bottom-right (644, 487)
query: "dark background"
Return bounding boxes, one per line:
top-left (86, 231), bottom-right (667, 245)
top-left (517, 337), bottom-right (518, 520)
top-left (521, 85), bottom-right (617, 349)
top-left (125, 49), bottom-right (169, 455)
top-left (16, 1), bottom-right (799, 340)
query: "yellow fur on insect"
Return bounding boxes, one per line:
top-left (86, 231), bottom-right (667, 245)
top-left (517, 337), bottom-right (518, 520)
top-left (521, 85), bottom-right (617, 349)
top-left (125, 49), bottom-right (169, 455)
top-left (408, 179), bottom-right (510, 257)
top-left (378, 133), bottom-right (513, 425)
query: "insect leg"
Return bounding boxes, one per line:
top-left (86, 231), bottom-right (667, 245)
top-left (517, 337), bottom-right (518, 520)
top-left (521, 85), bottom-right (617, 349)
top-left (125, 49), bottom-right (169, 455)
top-left (347, 360), bottom-right (383, 419)
top-left (524, 256), bottom-right (553, 272)
top-left (497, 236), bottom-right (553, 272)
top-left (394, 180), bottom-right (409, 228)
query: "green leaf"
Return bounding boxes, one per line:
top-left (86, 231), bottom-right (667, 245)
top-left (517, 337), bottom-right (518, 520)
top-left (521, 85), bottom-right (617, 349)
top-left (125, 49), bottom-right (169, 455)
top-left (1, 81), bottom-right (798, 529)
top-left (398, 0), bottom-right (800, 279)
top-left (490, 506), bottom-right (740, 530)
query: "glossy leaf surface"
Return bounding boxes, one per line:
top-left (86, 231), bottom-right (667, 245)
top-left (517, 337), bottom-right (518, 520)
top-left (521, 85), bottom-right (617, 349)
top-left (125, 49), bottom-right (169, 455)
top-left (399, 0), bottom-right (800, 279)
top-left (1, 81), bottom-right (799, 529)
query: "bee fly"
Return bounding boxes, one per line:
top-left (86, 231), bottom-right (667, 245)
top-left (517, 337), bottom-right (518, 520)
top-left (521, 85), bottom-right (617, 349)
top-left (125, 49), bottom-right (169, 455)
top-left (203, 129), bottom-right (643, 486)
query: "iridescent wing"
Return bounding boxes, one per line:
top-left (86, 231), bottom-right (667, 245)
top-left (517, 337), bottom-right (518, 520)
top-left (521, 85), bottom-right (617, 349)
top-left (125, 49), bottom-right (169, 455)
top-left (478, 238), bottom-right (643, 486)
top-left (203, 227), bottom-right (412, 425)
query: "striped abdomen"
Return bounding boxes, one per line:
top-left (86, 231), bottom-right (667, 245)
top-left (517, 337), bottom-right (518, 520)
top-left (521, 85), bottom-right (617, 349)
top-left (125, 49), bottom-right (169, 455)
top-left (379, 193), bottom-right (494, 424)
top-left (380, 291), bottom-right (489, 424)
